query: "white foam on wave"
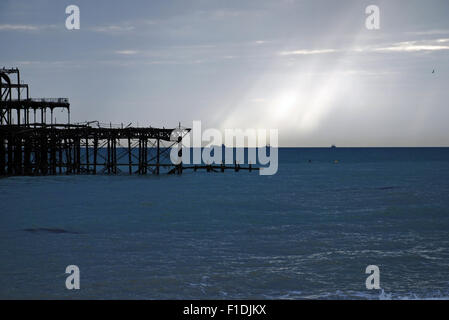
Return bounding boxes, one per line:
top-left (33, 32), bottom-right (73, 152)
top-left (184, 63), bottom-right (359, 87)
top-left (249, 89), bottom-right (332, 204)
top-left (274, 289), bottom-right (449, 300)
top-left (343, 289), bottom-right (449, 300)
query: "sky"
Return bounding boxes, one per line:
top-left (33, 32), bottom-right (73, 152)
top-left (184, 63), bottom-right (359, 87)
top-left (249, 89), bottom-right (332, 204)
top-left (1, 0), bottom-right (448, 146)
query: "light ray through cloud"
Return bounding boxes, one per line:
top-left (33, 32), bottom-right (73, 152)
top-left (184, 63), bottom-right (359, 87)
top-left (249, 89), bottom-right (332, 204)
top-left (0, 0), bottom-right (448, 146)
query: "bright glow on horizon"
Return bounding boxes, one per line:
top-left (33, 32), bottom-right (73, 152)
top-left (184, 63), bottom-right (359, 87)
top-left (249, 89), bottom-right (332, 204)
top-left (274, 91), bottom-right (298, 119)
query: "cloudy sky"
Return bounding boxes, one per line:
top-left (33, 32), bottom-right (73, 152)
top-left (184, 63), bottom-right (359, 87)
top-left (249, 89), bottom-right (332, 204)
top-left (1, 0), bottom-right (448, 146)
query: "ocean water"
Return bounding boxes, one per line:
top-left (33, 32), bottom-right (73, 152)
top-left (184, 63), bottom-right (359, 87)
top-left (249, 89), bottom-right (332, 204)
top-left (1, 147), bottom-right (449, 299)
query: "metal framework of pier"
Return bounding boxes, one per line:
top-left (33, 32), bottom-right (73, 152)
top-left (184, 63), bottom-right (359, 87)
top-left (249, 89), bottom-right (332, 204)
top-left (0, 68), bottom-right (257, 176)
top-left (0, 68), bottom-right (192, 176)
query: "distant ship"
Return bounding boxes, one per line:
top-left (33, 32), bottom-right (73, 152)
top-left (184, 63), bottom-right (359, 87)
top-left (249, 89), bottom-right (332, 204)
top-left (331, 145), bottom-right (336, 149)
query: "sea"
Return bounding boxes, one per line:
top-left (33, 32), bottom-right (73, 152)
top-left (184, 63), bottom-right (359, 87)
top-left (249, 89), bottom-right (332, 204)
top-left (1, 147), bottom-right (449, 299)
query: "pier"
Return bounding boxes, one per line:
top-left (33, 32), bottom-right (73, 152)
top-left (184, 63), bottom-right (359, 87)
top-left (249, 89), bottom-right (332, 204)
top-left (0, 68), bottom-right (256, 176)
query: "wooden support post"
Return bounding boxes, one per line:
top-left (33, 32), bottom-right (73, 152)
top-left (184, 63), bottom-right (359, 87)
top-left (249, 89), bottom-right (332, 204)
top-left (107, 138), bottom-right (111, 174)
top-left (17, 71), bottom-right (20, 125)
top-left (138, 136), bottom-right (142, 174)
top-left (76, 137), bottom-right (81, 174)
top-left (144, 138), bottom-right (148, 174)
top-left (73, 138), bottom-right (77, 174)
top-left (66, 139), bottom-right (73, 174)
top-left (93, 135), bottom-right (98, 175)
top-left (85, 133), bottom-right (89, 173)
top-left (128, 137), bottom-right (132, 175)
top-left (111, 137), bottom-right (114, 174)
top-left (113, 137), bottom-right (117, 174)
top-left (58, 138), bottom-right (63, 174)
top-left (156, 138), bottom-right (160, 175)
top-left (51, 133), bottom-right (57, 175)
top-left (65, 139), bottom-right (70, 174)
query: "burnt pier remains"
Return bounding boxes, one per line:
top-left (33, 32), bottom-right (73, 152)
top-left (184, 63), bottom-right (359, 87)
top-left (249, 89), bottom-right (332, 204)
top-left (0, 68), bottom-right (257, 176)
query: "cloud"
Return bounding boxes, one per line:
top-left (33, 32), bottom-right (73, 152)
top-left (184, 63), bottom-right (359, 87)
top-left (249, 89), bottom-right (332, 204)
top-left (279, 39), bottom-right (449, 57)
top-left (0, 24), bottom-right (37, 31)
top-left (374, 40), bottom-right (449, 52)
top-left (3, 60), bottom-right (84, 69)
top-left (279, 49), bottom-right (338, 56)
top-left (0, 24), bottom-right (56, 31)
top-left (407, 29), bottom-right (449, 36)
top-left (115, 50), bottom-right (139, 55)
top-left (90, 25), bottom-right (135, 33)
